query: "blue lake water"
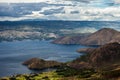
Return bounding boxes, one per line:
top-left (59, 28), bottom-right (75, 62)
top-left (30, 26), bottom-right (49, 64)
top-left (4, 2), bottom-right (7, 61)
top-left (0, 40), bottom-right (87, 77)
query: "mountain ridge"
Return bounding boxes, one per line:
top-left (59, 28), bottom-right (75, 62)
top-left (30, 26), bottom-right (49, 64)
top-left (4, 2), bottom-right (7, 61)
top-left (53, 28), bottom-right (120, 45)
top-left (89, 42), bottom-right (120, 68)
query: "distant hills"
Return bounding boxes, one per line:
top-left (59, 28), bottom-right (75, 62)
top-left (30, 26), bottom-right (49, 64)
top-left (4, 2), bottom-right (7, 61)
top-left (53, 28), bottom-right (120, 45)
top-left (52, 36), bottom-right (83, 44)
top-left (80, 28), bottom-right (120, 45)
top-left (0, 30), bottom-right (58, 41)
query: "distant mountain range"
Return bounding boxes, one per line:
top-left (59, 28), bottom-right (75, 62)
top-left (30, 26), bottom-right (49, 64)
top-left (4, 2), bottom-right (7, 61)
top-left (0, 21), bottom-right (120, 42)
top-left (0, 30), bottom-right (58, 41)
top-left (52, 35), bottom-right (87, 44)
top-left (53, 28), bottom-right (120, 45)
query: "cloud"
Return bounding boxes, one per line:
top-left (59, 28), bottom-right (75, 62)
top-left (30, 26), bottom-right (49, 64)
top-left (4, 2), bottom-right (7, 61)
top-left (71, 27), bottom-right (97, 33)
top-left (71, 11), bottom-right (79, 14)
top-left (1, 5), bottom-right (120, 21)
top-left (0, 3), bottom-right (45, 17)
top-left (50, 6), bottom-right (120, 21)
top-left (66, 0), bottom-right (93, 3)
top-left (0, 0), bottom-right (50, 3)
top-left (40, 7), bottom-right (65, 15)
top-left (114, 0), bottom-right (120, 3)
top-left (60, 27), bottom-right (97, 34)
top-left (0, 0), bottom-right (120, 21)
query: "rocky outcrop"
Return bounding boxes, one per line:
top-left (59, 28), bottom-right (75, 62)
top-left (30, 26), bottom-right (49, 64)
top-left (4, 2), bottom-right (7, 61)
top-left (53, 28), bottom-right (120, 46)
top-left (77, 48), bottom-right (96, 54)
top-left (23, 58), bottom-right (62, 70)
top-left (68, 42), bottom-right (120, 70)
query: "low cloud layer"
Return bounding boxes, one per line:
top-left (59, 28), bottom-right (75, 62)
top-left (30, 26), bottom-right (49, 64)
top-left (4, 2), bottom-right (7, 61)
top-left (0, 0), bottom-right (120, 21)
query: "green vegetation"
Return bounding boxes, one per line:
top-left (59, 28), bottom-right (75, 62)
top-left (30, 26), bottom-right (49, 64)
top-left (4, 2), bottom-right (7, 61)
top-left (1, 67), bottom-right (120, 80)
top-left (56, 66), bottom-right (95, 78)
top-left (0, 71), bottom-right (62, 80)
top-left (0, 67), bottom-right (96, 80)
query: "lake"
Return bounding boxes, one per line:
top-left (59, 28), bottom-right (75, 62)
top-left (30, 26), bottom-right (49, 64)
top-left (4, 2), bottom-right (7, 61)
top-left (0, 40), bottom-right (86, 77)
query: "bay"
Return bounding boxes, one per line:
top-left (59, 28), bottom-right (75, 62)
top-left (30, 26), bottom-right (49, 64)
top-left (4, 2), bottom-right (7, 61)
top-left (0, 40), bottom-right (86, 77)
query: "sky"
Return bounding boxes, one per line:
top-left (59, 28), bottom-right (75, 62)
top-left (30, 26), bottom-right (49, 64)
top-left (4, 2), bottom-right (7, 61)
top-left (0, 0), bottom-right (120, 21)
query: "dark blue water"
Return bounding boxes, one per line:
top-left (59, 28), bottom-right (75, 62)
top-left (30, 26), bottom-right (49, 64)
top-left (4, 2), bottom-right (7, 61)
top-left (0, 40), bottom-right (86, 77)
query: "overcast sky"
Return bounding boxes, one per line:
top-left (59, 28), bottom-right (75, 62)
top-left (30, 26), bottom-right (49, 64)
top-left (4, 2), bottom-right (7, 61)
top-left (0, 0), bottom-right (120, 21)
top-left (0, 0), bottom-right (119, 3)
top-left (0, 0), bottom-right (49, 3)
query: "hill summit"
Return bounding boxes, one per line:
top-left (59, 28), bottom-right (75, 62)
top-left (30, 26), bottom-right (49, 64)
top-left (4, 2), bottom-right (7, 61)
top-left (80, 28), bottom-right (120, 45)
top-left (53, 28), bottom-right (120, 45)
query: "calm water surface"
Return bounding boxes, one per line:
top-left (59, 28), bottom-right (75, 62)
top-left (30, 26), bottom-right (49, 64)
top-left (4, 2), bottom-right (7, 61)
top-left (0, 40), bottom-right (86, 77)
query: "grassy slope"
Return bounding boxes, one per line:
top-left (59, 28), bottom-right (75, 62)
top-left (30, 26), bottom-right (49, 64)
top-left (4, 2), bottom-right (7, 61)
top-left (1, 67), bottom-right (120, 80)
